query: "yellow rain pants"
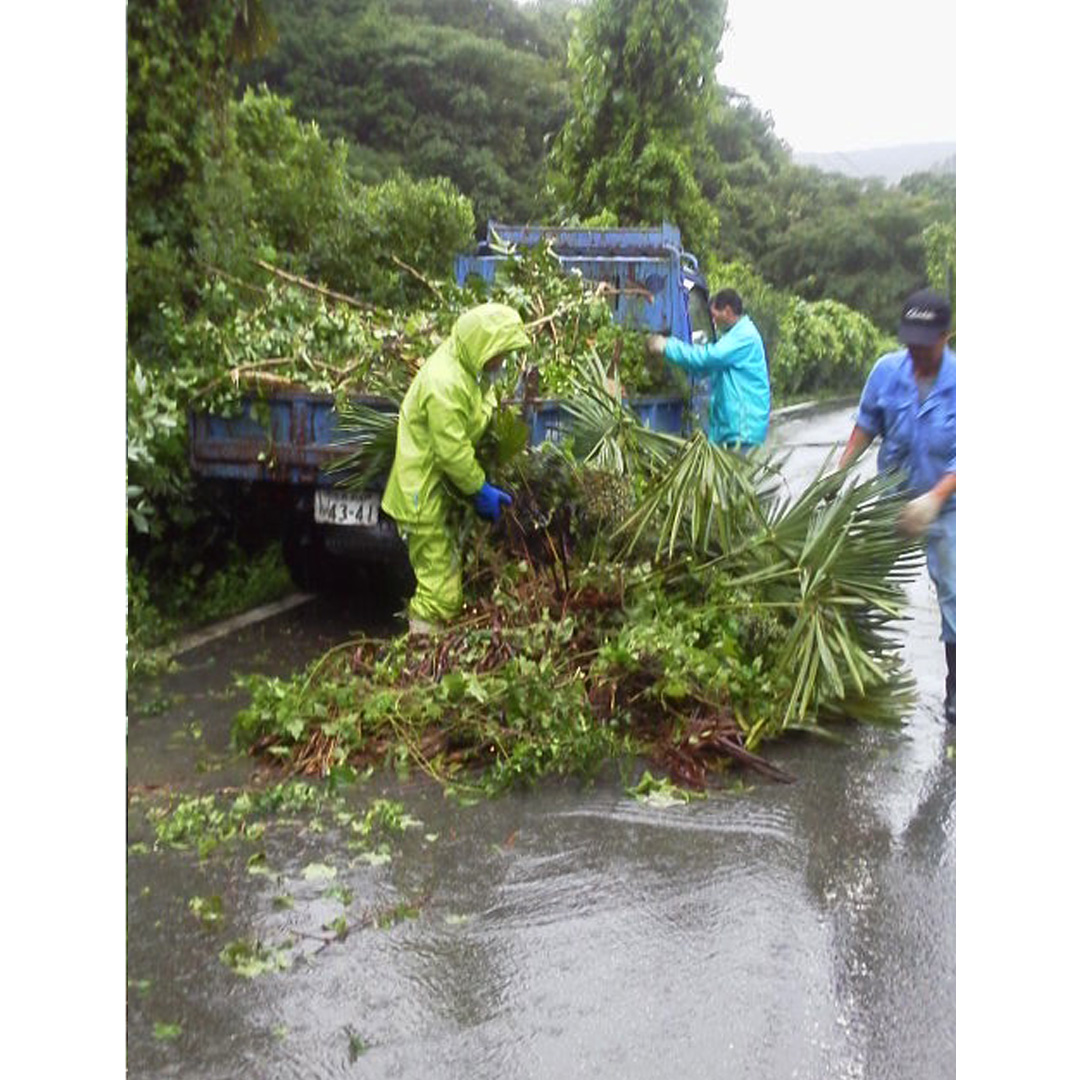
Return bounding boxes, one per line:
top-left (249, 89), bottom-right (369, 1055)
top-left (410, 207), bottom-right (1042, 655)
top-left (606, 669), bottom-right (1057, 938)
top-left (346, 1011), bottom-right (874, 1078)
top-left (402, 523), bottom-right (462, 625)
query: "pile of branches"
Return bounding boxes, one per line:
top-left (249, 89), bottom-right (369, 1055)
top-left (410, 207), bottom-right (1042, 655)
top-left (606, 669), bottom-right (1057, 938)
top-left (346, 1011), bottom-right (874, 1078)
top-left (234, 360), bottom-right (922, 796)
top-left (241, 567), bottom-right (794, 794)
top-left (183, 240), bottom-right (669, 418)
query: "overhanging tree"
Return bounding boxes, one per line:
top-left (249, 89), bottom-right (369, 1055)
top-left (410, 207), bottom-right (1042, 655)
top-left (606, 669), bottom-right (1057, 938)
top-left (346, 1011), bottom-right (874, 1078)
top-left (127, 0), bottom-right (277, 358)
top-left (547, 0), bottom-right (728, 252)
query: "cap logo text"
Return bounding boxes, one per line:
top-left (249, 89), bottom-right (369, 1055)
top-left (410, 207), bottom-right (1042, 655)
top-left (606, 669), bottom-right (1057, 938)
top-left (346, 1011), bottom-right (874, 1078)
top-left (904, 306), bottom-right (938, 322)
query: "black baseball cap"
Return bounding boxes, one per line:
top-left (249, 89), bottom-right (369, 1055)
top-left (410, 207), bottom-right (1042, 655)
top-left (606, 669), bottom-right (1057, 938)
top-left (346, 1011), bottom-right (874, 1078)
top-left (898, 288), bottom-right (951, 346)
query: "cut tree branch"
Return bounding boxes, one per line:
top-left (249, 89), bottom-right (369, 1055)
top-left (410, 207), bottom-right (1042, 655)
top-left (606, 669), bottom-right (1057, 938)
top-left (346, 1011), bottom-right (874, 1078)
top-left (200, 263), bottom-right (269, 298)
top-left (390, 255), bottom-right (444, 302)
top-left (254, 259), bottom-right (374, 311)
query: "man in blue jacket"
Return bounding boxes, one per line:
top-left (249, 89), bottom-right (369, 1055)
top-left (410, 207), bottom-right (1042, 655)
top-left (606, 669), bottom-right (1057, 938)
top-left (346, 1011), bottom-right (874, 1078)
top-left (837, 288), bottom-right (956, 723)
top-left (646, 289), bottom-right (771, 448)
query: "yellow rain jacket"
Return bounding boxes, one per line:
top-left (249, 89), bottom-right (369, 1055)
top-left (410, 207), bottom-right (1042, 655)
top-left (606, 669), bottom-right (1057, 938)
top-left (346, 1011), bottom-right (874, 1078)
top-left (382, 303), bottom-right (529, 623)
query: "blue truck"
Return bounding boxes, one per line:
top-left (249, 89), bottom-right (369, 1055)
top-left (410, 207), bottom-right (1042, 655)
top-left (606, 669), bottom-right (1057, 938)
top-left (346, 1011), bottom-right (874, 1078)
top-left (188, 223), bottom-right (715, 591)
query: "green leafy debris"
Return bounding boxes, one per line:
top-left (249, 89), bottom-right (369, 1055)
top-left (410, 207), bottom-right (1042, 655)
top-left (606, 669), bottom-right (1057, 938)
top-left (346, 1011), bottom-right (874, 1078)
top-left (324, 884), bottom-right (354, 907)
top-left (219, 938), bottom-right (292, 978)
top-left (375, 901), bottom-right (421, 929)
top-left (247, 852), bottom-right (272, 876)
top-left (626, 770), bottom-right (702, 808)
top-left (345, 1026), bottom-right (369, 1062)
top-left (325, 915), bottom-right (349, 940)
top-left (301, 862), bottom-right (337, 882)
top-left (188, 894), bottom-right (225, 929)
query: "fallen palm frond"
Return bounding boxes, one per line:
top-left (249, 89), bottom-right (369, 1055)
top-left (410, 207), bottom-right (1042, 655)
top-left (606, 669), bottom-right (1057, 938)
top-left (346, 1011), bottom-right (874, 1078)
top-left (615, 431), bottom-right (768, 561)
top-left (698, 468), bottom-right (923, 742)
top-left (328, 401), bottom-right (401, 490)
top-left (560, 352), bottom-right (683, 477)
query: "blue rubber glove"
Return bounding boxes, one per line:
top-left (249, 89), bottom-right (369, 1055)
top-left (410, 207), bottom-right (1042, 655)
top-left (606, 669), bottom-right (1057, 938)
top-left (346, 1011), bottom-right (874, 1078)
top-left (473, 481), bottom-right (512, 522)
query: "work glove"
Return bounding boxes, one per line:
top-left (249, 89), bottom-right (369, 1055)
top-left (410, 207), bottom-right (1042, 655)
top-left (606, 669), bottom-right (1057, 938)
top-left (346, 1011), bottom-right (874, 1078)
top-left (473, 481), bottom-right (512, 523)
top-left (897, 491), bottom-right (943, 538)
top-left (645, 334), bottom-right (668, 358)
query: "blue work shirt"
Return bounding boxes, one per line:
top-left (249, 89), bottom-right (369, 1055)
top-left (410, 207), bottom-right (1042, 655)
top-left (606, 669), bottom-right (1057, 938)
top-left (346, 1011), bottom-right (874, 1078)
top-left (663, 315), bottom-right (771, 447)
top-left (855, 346), bottom-right (956, 512)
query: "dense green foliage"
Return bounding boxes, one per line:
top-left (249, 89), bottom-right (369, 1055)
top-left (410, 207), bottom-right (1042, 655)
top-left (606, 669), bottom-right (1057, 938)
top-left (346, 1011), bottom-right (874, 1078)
top-left (239, 0), bottom-right (573, 224)
top-left (752, 177), bottom-right (946, 330)
top-left (921, 217), bottom-right (957, 329)
top-left (194, 85), bottom-right (477, 305)
top-left (547, 0), bottom-right (726, 253)
top-left (232, 0), bottom-right (954, 334)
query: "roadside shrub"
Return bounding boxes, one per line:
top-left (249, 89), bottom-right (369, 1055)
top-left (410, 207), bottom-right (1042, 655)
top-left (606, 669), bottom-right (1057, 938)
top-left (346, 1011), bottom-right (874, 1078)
top-left (773, 298), bottom-right (886, 399)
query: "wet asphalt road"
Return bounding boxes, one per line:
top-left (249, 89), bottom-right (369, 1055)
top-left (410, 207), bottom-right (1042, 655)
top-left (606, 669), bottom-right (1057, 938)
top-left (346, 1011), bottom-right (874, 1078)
top-left (126, 401), bottom-right (955, 1079)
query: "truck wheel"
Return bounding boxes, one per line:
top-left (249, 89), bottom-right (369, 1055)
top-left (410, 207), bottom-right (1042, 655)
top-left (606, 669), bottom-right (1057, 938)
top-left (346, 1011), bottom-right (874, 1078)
top-left (283, 524), bottom-right (341, 592)
top-left (365, 550), bottom-right (416, 613)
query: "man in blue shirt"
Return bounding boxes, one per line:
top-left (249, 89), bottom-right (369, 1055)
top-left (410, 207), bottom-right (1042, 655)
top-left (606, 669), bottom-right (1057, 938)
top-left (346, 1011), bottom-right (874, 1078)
top-left (838, 288), bottom-right (956, 723)
top-left (646, 289), bottom-right (771, 448)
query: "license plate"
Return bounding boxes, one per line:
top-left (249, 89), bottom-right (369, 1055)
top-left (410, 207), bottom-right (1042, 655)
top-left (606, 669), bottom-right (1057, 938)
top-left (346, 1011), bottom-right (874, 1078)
top-left (314, 489), bottom-right (381, 526)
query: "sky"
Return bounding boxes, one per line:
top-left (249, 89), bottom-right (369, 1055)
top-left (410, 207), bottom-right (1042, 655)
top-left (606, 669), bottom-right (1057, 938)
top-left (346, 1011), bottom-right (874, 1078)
top-left (715, 0), bottom-right (956, 153)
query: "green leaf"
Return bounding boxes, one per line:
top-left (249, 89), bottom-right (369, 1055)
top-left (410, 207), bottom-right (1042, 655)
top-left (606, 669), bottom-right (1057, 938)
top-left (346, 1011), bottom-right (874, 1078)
top-left (219, 938), bottom-right (292, 978)
top-left (188, 894), bottom-right (225, 928)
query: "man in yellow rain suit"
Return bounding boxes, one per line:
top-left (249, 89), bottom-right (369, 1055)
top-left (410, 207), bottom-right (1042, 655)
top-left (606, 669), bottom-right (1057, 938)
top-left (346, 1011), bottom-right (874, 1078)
top-left (382, 302), bottom-right (530, 635)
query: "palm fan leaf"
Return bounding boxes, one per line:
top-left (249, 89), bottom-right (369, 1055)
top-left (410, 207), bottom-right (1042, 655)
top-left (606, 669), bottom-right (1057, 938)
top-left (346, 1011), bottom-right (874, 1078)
top-left (615, 431), bottom-right (773, 561)
top-left (326, 400), bottom-right (400, 489)
top-left (560, 352), bottom-right (683, 477)
top-left (699, 468), bottom-right (923, 735)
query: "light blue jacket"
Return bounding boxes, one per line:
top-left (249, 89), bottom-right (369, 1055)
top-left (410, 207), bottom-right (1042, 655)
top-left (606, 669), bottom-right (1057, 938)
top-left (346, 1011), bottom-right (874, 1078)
top-left (663, 315), bottom-right (771, 447)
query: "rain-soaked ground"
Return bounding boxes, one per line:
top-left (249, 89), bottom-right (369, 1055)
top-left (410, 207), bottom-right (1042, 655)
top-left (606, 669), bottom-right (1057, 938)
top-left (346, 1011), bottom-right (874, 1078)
top-left (127, 401), bottom-right (955, 1079)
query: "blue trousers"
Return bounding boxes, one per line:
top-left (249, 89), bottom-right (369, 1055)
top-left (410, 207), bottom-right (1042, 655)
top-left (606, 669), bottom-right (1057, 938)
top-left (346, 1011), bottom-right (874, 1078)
top-left (925, 508), bottom-right (956, 644)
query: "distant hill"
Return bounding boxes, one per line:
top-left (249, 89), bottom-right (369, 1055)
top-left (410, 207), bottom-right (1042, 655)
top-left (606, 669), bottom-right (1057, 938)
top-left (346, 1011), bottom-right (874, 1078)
top-left (792, 142), bottom-right (956, 186)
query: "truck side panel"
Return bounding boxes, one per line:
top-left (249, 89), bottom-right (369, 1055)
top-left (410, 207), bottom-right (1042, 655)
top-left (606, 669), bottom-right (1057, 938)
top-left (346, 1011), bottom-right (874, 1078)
top-left (523, 396), bottom-right (685, 444)
top-left (189, 392), bottom-right (392, 485)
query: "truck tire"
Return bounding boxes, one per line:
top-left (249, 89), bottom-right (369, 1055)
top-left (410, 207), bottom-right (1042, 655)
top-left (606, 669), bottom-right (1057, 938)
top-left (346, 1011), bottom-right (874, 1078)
top-left (283, 522), bottom-right (343, 592)
top-left (364, 548), bottom-right (416, 613)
